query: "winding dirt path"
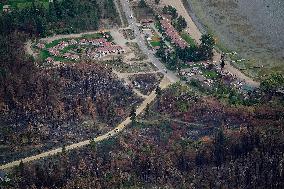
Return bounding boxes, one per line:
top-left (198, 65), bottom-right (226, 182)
top-left (0, 58), bottom-right (171, 171)
top-left (0, 76), bottom-right (171, 170)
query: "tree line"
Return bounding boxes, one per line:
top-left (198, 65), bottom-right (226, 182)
top-left (0, 0), bottom-right (105, 37)
top-left (156, 34), bottom-right (215, 70)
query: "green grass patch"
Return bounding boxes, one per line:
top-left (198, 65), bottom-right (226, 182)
top-left (202, 69), bottom-right (219, 79)
top-left (180, 63), bottom-right (191, 69)
top-left (45, 38), bottom-right (66, 48)
top-left (60, 45), bottom-right (77, 54)
top-left (39, 50), bottom-right (74, 62)
top-left (180, 31), bottom-right (197, 47)
top-left (150, 34), bottom-right (161, 47)
top-left (150, 41), bottom-right (161, 47)
top-left (39, 50), bottom-right (51, 60)
top-left (81, 33), bottom-right (103, 39)
top-left (152, 33), bottom-right (160, 39)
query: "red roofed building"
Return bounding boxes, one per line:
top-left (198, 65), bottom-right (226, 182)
top-left (103, 42), bottom-right (113, 47)
top-left (140, 19), bottom-right (154, 26)
top-left (45, 57), bottom-right (54, 63)
top-left (89, 38), bottom-right (106, 46)
top-left (160, 18), bottom-right (188, 49)
top-left (96, 46), bottom-right (124, 55)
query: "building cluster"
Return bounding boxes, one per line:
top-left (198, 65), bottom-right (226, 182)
top-left (160, 18), bottom-right (188, 49)
top-left (35, 34), bottom-right (124, 66)
top-left (180, 61), bottom-right (251, 94)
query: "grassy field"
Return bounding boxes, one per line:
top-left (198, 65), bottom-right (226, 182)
top-left (60, 45), bottom-right (77, 54)
top-left (180, 31), bottom-right (197, 47)
top-left (202, 69), bottom-right (219, 80)
top-left (39, 50), bottom-right (51, 60)
top-left (81, 33), bottom-right (104, 39)
top-left (45, 38), bottom-right (69, 48)
top-left (39, 49), bottom-right (75, 63)
top-left (44, 32), bottom-right (104, 49)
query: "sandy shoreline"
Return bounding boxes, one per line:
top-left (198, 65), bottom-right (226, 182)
top-left (159, 0), bottom-right (259, 87)
top-left (181, 0), bottom-right (284, 78)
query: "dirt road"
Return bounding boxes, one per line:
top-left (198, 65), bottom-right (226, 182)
top-left (161, 0), bottom-right (260, 87)
top-left (0, 76), bottom-right (171, 170)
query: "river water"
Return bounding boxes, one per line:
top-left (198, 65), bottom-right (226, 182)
top-left (186, 0), bottom-right (284, 77)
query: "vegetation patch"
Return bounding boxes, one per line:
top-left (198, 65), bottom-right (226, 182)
top-left (81, 33), bottom-right (104, 39)
top-left (150, 41), bottom-right (161, 47)
top-left (132, 2), bottom-right (155, 21)
top-left (202, 69), bottom-right (219, 79)
top-left (180, 31), bottom-right (197, 47)
top-left (39, 49), bottom-right (51, 60)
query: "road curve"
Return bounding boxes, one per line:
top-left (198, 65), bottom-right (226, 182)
top-left (0, 77), bottom-right (171, 170)
top-left (1, 0), bottom-right (176, 171)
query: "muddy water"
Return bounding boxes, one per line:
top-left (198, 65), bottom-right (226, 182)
top-left (186, 0), bottom-right (284, 78)
top-left (238, 0), bottom-right (284, 57)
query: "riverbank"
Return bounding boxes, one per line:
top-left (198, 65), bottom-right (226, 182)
top-left (182, 0), bottom-right (284, 79)
top-left (159, 0), bottom-right (259, 87)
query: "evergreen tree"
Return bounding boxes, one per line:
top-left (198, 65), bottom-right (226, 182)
top-left (130, 106), bottom-right (136, 124)
top-left (155, 86), bottom-right (162, 97)
top-left (198, 34), bottom-right (215, 60)
top-left (138, 0), bottom-right (147, 8)
top-left (220, 59), bottom-right (225, 70)
top-left (175, 16), bottom-right (187, 32)
top-left (213, 129), bottom-right (226, 166)
top-left (145, 103), bottom-right (150, 116)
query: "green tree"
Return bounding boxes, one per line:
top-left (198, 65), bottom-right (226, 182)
top-left (104, 0), bottom-right (117, 19)
top-left (162, 5), bottom-right (178, 19)
top-left (106, 102), bottom-right (116, 124)
top-left (220, 59), bottom-right (225, 70)
top-left (35, 17), bottom-right (47, 37)
top-left (90, 138), bottom-right (97, 151)
top-left (198, 34), bottom-right (215, 60)
top-left (138, 0), bottom-right (147, 8)
top-left (155, 86), bottom-right (162, 97)
top-left (145, 103), bottom-right (150, 116)
top-left (154, 0), bottom-right (160, 5)
top-left (260, 73), bottom-right (284, 94)
top-left (62, 145), bottom-right (66, 154)
top-left (130, 106), bottom-right (136, 124)
top-left (213, 129), bottom-right (226, 166)
top-left (175, 16), bottom-right (187, 32)
top-left (17, 161), bottom-right (25, 175)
